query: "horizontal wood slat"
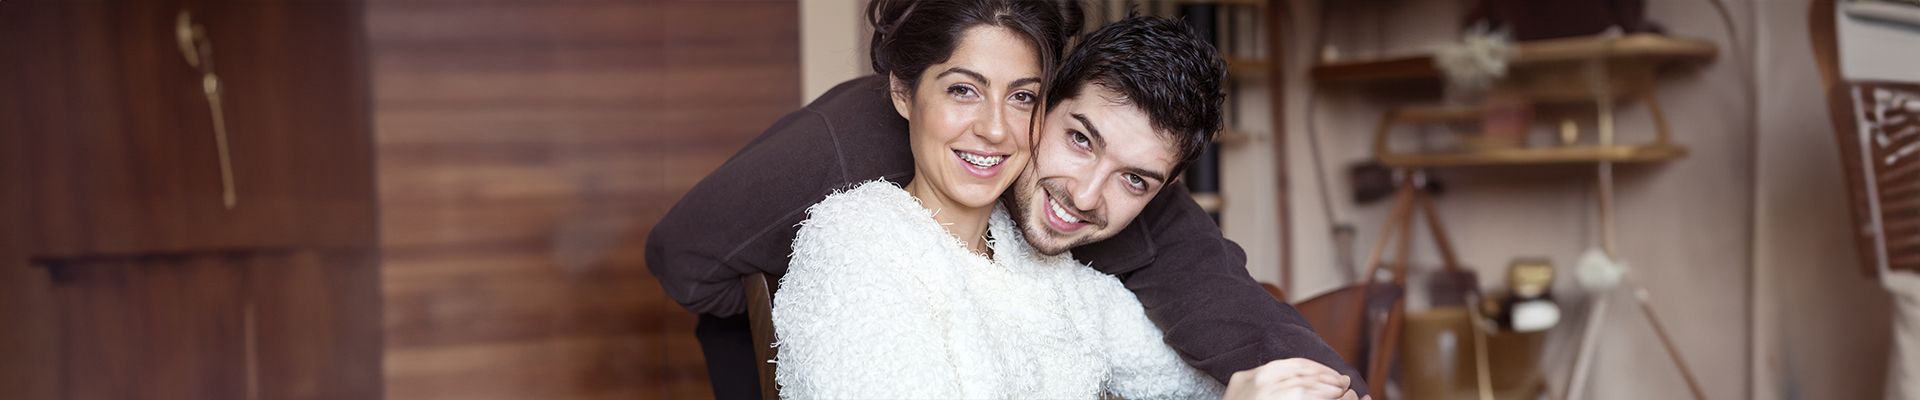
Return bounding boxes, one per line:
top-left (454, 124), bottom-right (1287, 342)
top-left (368, 1), bottom-right (799, 399)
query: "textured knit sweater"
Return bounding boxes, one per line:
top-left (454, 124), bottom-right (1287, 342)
top-left (649, 76), bottom-right (1362, 393)
top-left (772, 180), bottom-right (1224, 399)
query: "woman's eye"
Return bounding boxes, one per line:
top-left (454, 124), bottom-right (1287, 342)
top-left (1070, 131), bottom-right (1090, 148)
top-left (1011, 92), bottom-right (1035, 103)
top-left (948, 85), bottom-right (976, 98)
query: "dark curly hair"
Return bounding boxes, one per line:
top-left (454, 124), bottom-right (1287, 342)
top-left (1047, 15), bottom-right (1228, 179)
top-left (867, 0), bottom-right (1085, 100)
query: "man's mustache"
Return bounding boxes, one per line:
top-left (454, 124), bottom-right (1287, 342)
top-left (1039, 179), bottom-right (1107, 228)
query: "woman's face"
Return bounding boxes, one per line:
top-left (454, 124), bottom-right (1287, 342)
top-left (890, 25), bottom-right (1041, 210)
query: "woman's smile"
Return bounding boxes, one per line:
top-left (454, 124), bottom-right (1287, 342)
top-left (954, 149), bottom-right (1009, 177)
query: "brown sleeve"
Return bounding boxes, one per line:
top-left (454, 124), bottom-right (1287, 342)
top-left (645, 108), bottom-right (840, 317)
top-left (646, 76), bottom-right (910, 317)
top-left (1073, 184), bottom-right (1367, 396)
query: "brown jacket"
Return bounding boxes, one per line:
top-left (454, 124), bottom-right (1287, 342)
top-left (646, 76), bottom-right (1362, 392)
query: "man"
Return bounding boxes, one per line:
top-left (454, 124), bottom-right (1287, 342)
top-left (647, 16), bottom-right (1365, 399)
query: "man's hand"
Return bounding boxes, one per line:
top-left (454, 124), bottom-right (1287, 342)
top-left (1222, 358), bottom-right (1366, 400)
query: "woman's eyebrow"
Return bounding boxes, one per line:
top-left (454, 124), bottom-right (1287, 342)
top-left (935, 67), bottom-right (989, 85)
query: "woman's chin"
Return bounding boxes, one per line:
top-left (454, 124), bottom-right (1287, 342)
top-left (947, 181), bottom-right (1014, 209)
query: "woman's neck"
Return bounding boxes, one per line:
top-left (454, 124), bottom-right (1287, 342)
top-left (902, 176), bottom-right (994, 256)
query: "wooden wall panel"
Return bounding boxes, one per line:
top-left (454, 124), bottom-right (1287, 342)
top-left (366, 1), bottom-right (800, 399)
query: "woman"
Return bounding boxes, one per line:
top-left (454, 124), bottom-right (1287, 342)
top-left (769, 1), bottom-right (1223, 398)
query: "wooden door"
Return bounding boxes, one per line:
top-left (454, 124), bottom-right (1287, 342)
top-left (0, 1), bottom-right (382, 399)
top-left (7, 0), bottom-right (376, 257)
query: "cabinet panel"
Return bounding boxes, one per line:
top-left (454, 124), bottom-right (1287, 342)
top-left (42, 250), bottom-right (381, 400)
top-left (48, 256), bottom-right (250, 400)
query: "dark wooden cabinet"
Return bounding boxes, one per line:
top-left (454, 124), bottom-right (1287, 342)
top-left (1, 1), bottom-right (381, 399)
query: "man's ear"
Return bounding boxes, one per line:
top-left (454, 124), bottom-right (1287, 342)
top-left (888, 73), bottom-right (913, 121)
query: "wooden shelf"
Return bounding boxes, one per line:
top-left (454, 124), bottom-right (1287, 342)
top-left (1172, 0), bottom-right (1271, 6)
top-left (1310, 33), bottom-right (1718, 84)
top-left (1216, 127), bottom-right (1256, 147)
top-left (1378, 142), bottom-right (1687, 168)
top-left (1226, 57), bottom-right (1269, 81)
top-left (1192, 192), bottom-right (1224, 213)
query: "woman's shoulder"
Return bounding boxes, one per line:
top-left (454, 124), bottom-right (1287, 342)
top-left (805, 180), bottom-right (920, 228)
top-left (794, 180), bottom-right (942, 261)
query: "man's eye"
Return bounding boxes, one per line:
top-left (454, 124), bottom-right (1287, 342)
top-left (1125, 174), bottom-right (1146, 189)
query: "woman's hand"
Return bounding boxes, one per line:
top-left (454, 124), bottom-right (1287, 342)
top-left (1221, 358), bottom-right (1363, 400)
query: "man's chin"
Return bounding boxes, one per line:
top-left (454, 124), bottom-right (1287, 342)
top-left (1030, 239), bottom-right (1072, 256)
top-left (1020, 223), bottom-right (1077, 256)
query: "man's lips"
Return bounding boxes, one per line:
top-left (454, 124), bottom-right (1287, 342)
top-left (1042, 191), bottom-right (1091, 232)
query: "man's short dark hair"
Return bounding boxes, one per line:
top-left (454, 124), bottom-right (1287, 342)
top-left (1047, 15), bottom-right (1227, 179)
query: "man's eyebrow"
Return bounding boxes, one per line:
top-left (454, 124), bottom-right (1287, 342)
top-left (1070, 113), bottom-right (1108, 150)
top-left (1072, 112), bottom-right (1170, 185)
top-left (1125, 166), bottom-right (1169, 185)
top-left (936, 68), bottom-right (989, 86)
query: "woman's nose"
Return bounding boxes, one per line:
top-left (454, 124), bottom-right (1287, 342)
top-left (975, 102), bottom-right (1009, 144)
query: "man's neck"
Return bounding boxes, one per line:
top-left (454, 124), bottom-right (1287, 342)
top-left (902, 177), bottom-right (994, 256)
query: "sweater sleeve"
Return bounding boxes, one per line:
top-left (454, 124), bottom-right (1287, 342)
top-left (1073, 269), bottom-right (1225, 400)
top-left (1073, 184), bottom-right (1366, 396)
top-left (771, 186), bottom-right (963, 399)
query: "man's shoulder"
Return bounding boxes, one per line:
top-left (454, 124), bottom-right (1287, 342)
top-left (803, 75), bottom-right (901, 134)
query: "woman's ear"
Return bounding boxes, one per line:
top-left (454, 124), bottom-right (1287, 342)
top-left (888, 73), bottom-right (913, 121)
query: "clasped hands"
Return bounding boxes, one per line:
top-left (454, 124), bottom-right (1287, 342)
top-left (1222, 358), bottom-right (1366, 400)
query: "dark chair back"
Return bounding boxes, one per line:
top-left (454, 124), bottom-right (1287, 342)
top-left (743, 273), bottom-right (780, 399)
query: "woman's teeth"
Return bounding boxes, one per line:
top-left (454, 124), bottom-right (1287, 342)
top-left (958, 151), bottom-right (1006, 168)
top-left (1049, 198), bottom-right (1082, 223)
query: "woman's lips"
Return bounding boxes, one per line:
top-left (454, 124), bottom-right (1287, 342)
top-left (954, 149), bottom-right (1008, 178)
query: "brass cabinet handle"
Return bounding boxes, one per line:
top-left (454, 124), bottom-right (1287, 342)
top-left (176, 10), bottom-right (237, 209)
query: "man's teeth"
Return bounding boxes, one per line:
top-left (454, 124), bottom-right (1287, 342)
top-left (1050, 198), bottom-right (1083, 223)
top-left (958, 151), bottom-right (1006, 168)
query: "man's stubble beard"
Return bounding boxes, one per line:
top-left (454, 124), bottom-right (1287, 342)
top-left (1001, 176), bottom-right (1099, 256)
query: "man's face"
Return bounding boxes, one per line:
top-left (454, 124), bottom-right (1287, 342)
top-left (1007, 85), bottom-right (1179, 256)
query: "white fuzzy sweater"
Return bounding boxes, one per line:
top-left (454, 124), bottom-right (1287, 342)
top-left (773, 180), bottom-right (1224, 399)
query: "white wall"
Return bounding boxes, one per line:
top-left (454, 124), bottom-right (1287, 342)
top-left (1276, 1), bottom-right (1762, 399)
top-left (800, 0), bottom-right (869, 105)
top-left (1751, 2), bottom-right (1904, 399)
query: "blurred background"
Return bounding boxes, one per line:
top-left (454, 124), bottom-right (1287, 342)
top-left (0, 0), bottom-right (1913, 399)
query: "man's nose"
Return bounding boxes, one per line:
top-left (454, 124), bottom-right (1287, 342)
top-left (1072, 172), bottom-right (1104, 212)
